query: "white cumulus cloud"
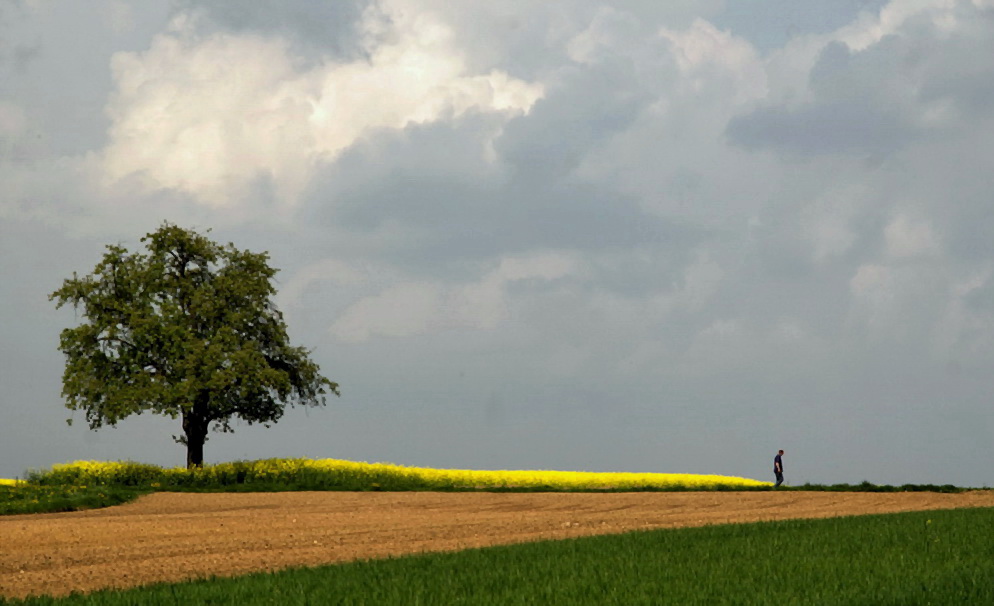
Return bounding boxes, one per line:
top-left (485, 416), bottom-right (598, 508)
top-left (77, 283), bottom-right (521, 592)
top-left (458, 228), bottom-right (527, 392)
top-left (99, 4), bottom-right (543, 209)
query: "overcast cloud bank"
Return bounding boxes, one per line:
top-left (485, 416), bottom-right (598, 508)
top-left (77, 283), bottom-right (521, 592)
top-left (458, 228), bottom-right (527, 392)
top-left (2, 0), bottom-right (992, 487)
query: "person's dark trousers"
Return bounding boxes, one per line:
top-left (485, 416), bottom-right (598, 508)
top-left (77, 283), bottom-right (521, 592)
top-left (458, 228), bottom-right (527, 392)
top-left (775, 472), bottom-right (784, 487)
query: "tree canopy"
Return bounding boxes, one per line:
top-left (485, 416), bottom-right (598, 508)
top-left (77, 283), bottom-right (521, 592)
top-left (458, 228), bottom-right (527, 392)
top-left (50, 223), bottom-right (338, 468)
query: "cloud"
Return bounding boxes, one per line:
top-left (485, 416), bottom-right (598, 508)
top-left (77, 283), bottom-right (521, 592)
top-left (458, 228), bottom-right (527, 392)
top-left (0, 100), bottom-right (25, 135)
top-left (329, 251), bottom-right (580, 342)
top-left (847, 262), bottom-right (947, 342)
top-left (708, 0), bottom-right (890, 52)
top-left (276, 258), bottom-right (368, 313)
top-left (6, 1), bottom-right (994, 485)
top-left (659, 18), bottom-right (767, 103)
top-left (170, 0), bottom-right (371, 60)
top-left (330, 281), bottom-right (442, 342)
top-left (801, 184), bottom-right (868, 263)
top-left (103, 1), bottom-right (135, 34)
top-left (884, 214), bottom-right (938, 260)
top-left (98, 4), bottom-right (543, 209)
top-left (931, 268), bottom-right (994, 361)
top-left (727, 1), bottom-right (994, 156)
top-left (0, 1), bottom-right (42, 73)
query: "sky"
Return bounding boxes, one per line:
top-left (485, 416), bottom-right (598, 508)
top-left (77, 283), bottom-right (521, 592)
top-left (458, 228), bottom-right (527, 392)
top-left (2, 0), bottom-right (993, 487)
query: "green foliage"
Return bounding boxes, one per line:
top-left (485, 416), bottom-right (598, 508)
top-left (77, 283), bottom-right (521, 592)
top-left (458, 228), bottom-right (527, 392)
top-left (0, 484), bottom-right (145, 516)
top-left (6, 507), bottom-right (993, 605)
top-left (49, 223), bottom-right (338, 468)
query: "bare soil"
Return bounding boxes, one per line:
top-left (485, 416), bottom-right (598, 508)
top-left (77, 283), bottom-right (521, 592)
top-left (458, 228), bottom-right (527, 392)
top-left (2, 490), bottom-right (993, 599)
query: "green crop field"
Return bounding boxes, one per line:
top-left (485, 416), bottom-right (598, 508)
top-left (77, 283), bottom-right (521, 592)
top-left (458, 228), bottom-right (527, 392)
top-left (4, 506), bottom-right (992, 605)
top-left (0, 484), bottom-right (146, 516)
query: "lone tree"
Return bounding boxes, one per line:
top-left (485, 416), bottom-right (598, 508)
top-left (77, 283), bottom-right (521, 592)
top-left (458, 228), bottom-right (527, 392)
top-left (50, 223), bottom-right (338, 468)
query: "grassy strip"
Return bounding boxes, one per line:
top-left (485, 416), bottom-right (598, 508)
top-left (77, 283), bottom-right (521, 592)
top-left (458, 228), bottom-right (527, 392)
top-left (792, 481), bottom-right (967, 493)
top-left (0, 484), bottom-right (147, 516)
top-left (5, 507), bottom-right (992, 605)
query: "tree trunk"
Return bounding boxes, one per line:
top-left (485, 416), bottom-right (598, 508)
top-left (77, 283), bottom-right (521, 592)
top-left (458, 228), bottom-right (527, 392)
top-left (182, 395), bottom-right (210, 469)
top-left (185, 426), bottom-right (206, 469)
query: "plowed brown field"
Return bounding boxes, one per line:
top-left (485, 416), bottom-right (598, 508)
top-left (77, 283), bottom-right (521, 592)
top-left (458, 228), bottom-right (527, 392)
top-left (3, 490), bottom-right (993, 599)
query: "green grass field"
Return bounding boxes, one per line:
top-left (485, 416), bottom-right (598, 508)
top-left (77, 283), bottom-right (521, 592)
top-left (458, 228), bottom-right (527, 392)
top-left (0, 484), bottom-right (146, 515)
top-left (4, 507), bottom-right (992, 605)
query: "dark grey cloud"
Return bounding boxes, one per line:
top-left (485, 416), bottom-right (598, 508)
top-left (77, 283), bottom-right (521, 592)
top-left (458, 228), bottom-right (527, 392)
top-left (711, 0), bottom-right (888, 52)
top-left (304, 126), bottom-right (701, 294)
top-left (173, 0), bottom-right (371, 61)
top-left (0, 3), bottom-right (172, 158)
top-left (727, 6), bottom-right (994, 157)
top-left (497, 60), bottom-right (656, 182)
top-left (914, 7), bottom-right (994, 115)
top-left (301, 62), bottom-right (701, 286)
top-left (727, 40), bottom-right (914, 155)
top-left (964, 278), bottom-right (994, 313)
top-left (726, 101), bottom-right (913, 156)
top-left (0, 1), bottom-right (40, 72)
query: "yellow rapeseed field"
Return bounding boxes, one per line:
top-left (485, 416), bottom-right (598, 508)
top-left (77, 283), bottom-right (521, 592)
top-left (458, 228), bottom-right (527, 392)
top-left (291, 459), bottom-right (768, 489)
top-left (41, 458), bottom-right (769, 490)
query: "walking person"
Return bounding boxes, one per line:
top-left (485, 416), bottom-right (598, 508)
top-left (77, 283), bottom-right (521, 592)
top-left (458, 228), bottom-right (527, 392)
top-left (774, 449), bottom-right (785, 487)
